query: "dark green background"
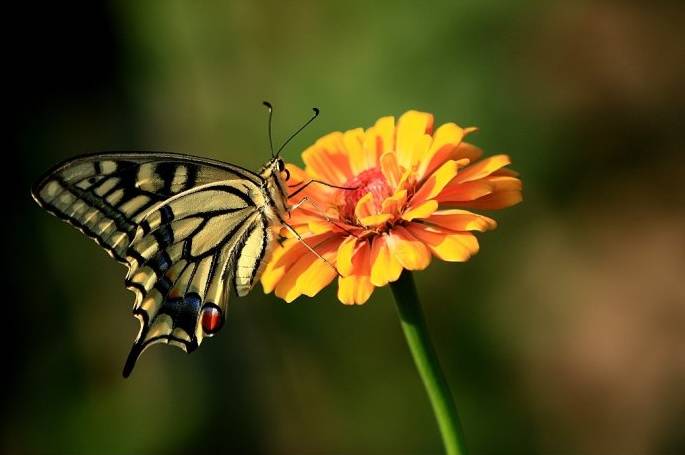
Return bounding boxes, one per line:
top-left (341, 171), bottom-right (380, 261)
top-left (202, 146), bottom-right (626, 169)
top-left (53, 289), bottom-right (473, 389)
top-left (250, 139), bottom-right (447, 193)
top-left (10, 1), bottom-right (685, 454)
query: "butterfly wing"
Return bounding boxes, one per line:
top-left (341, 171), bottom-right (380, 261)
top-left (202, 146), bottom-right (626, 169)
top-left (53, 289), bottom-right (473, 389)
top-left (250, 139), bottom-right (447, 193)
top-left (122, 180), bottom-right (274, 376)
top-left (32, 152), bottom-right (272, 376)
top-left (31, 152), bottom-right (263, 262)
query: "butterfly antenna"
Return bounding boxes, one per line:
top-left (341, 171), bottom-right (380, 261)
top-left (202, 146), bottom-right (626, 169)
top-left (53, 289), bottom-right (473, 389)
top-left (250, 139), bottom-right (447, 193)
top-left (262, 101), bottom-right (276, 157)
top-left (276, 107), bottom-right (320, 157)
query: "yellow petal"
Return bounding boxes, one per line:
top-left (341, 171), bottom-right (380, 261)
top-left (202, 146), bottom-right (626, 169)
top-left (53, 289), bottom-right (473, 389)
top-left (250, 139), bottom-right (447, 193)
top-left (426, 209), bottom-right (497, 232)
top-left (337, 275), bottom-right (374, 305)
top-left (335, 239), bottom-right (375, 304)
top-left (359, 213), bottom-right (393, 227)
top-left (275, 238), bottom-right (342, 302)
top-left (373, 116), bottom-right (395, 155)
top-left (407, 224), bottom-right (479, 262)
top-left (402, 199), bottom-right (438, 221)
top-left (387, 226), bottom-right (431, 270)
top-left (354, 192), bottom-right (376, 219)
top-left (417, 122), bottom-right (464, 179)
top-left (453, 154), bottom-right (511, 184)
top-left (369, 235), bottom-right (403, 286)
top-left (411, 160), bottom-right (459, 204)
top-left (395, 111), bottom-right (434, 169)
top-left (336, 236), bottom-right (358, 277)
top-left (381, 189), bottom-right (407, 215)
top-left (343, 128), bottom-right (369, 174)
top-left (380, 152), bottom-right (402, 188)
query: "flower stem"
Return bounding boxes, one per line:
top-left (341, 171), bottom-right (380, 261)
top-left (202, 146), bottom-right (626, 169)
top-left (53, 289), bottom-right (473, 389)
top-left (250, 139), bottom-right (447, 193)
top-left (390, 271), bottom-right (467, 455)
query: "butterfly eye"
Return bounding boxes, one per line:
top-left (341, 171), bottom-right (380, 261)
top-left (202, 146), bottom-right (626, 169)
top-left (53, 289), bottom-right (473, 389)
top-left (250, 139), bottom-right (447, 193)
top-left (276, 158), bottom-right (285, 172)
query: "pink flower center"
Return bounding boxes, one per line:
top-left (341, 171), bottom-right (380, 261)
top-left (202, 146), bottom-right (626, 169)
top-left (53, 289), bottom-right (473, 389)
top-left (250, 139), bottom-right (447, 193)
top-left (340, 167), bottom-right (392, 222)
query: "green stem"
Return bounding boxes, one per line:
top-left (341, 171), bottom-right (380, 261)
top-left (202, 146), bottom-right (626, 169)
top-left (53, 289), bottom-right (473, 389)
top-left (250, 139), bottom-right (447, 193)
top-left (390, 271), bottom-right (467, 455)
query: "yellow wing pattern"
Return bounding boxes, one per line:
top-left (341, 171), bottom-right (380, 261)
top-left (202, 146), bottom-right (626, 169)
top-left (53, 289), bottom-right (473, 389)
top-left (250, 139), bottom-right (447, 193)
top-left (32, 152), bottom-right (272, 376)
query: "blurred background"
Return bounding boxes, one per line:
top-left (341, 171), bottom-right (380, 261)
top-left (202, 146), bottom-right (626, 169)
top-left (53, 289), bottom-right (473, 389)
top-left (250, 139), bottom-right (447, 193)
top-left (8, 1), bottom-right (685, 454)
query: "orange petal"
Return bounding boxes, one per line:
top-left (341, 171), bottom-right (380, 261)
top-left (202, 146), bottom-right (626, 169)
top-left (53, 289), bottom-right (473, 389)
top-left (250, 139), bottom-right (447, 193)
top-left (417, 122), bottom-right (464, 179)
top-left (457, 190), bottom-right (522, 210)
top-left (402, 199), bottom-right (438, 221)
top-left (436, 181), bottom-right (493, 203)
top-left (395, 111), bottom-right (434, 169)
top-left (302, 132), bottom-right (354, 185)
top-left (453, 155), bottom-right (511, 184)
top-left (381, 189), bottom-right (407, 215)
top-left (411, 160), bottom-right (459, 205)
top-left (337, 275), bottom-right (374, 305)
top-left (380, 152), bottom-right (402, 189)
top-left (369, 235), bottom-right (403, 286)
top-left (484, 175), bottom-right (522, 192)
top-left (452, 141), bottom-right (483, 162)
top-left (343, 128), bottom-right (369, 174)
top-left (262, 232), bottom-right (337, 293)
top-left (387, 225), bottom-right (431, 270)
top-left (407, 224), bottom-right (479, 262)
top-left (274, 237), bottom-right (342, 302)
top-left (425, 209), bottom-right (497, 232)
top-left (354, 192), bottom-right (376, 219)
top-left (336, 236), bottom-right (358, 277)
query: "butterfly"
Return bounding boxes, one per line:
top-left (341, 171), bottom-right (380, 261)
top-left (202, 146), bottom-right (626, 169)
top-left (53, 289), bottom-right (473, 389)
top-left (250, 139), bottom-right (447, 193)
top-left (32, 103), bottom-right (341, 377)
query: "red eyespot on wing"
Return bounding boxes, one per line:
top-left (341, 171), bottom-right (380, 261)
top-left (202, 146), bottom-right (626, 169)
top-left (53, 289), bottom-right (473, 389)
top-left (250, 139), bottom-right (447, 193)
top-left (201, 304), bottom-right (223, 335)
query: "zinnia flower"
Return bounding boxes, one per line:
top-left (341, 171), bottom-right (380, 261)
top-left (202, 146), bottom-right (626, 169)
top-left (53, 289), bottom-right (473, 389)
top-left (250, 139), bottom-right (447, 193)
top-left (261, 110), bottom-right (522, 304)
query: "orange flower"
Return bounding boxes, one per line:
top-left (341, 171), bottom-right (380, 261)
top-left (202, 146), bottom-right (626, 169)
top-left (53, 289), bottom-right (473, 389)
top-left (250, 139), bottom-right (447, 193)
top-left (261, 110), bottom-right (522, 304)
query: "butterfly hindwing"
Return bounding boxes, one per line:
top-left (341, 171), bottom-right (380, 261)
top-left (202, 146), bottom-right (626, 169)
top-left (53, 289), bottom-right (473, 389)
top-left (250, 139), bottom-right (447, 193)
top-left (122, 181), bottom-right (273, 376)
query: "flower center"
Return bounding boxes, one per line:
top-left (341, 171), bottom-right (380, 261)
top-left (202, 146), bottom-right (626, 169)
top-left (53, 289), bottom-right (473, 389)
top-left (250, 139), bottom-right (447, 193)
top-left (340, 167), bottom-right (392, 222)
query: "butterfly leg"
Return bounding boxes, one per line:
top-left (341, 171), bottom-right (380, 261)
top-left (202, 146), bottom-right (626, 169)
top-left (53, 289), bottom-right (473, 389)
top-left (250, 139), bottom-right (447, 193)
top-left (281, 221), bottom-right (341, 277)
top-left (289, 197), bottom-right (358, 238)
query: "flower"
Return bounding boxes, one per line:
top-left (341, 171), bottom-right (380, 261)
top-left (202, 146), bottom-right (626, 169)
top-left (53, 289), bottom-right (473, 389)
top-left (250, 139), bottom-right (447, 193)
top-left (261, 110), bottom-right (522, 304)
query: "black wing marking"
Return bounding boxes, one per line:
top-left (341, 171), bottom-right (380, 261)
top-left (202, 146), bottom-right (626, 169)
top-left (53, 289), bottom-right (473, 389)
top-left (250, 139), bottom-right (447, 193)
top-left (31, 152), bottom-right (263, 263)
top-left (122, 181), bottom-right (273, 377)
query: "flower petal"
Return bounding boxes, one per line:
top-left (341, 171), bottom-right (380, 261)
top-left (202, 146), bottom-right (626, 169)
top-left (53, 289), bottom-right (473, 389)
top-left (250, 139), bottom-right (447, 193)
top-left (381, 189), bottom-right (407, 215)
top-left (402, 199), bottom-right (438, 221)
top-left (373, 116), bottom-right (395, 155)
top-left (407, 224), bottom-right (479, 262)
top-left (452, 154), bottom-right (511, 184)
top-left (337, 240), bottom-right (373, 304)
top-left (359, 213), bottom-right (393, 227)
top-left (369, 234), bottom-right (402, 286)
top-left (395, 111), bottom-right (434, 169)
top-left (336, 236), bottom-right (358, 277)
top-left (417, 122), bottom-right (464, 179)
top-left (411, 160), bottom-right (459, 204)
top-left (436, 181), bottom-right (493, 203)
top-left (387, 225), bottom-right (431, 270)
top-left (380, 152), bottom-right (402, 189)
top-left (302, 132), bottom-right (354, 185)
top-left (457, 190), bottom-right (522, 210)
top-left (262, 232), bottom-right (338, 294)
top-left (354, 192), bottom-right (376, 219)
top-left (337, 275), bottom-right (374, 305)
top-left (425, 209), bottom-right (497, 231)
top-left (274, 237), bottom-right (343, 302)
top-left (343, 128), bottom-right (369, 175)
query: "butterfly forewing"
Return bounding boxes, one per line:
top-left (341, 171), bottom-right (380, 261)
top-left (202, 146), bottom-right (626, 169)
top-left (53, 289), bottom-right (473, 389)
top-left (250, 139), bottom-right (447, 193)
top-left (32, 152), bottom-right (279, 376)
